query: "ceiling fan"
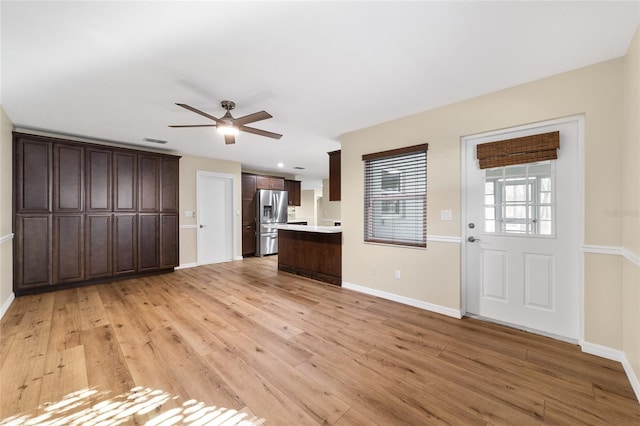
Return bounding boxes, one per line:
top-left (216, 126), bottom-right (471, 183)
top-left (169, 100), bottom-right (282, 144)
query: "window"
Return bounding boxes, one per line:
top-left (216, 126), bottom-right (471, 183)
top-left (363, 144), bottom-right (428, 247)
top-left (483, 161), bottom-right (555, 236)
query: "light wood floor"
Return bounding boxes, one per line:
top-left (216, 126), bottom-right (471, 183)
top-left (1, 256), bottom-right (639, 425)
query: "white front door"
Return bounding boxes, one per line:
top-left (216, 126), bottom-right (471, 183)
top-left (196, 171), bottom-right (234, 265)
top-left (463, 116), bottom-right (582, 340)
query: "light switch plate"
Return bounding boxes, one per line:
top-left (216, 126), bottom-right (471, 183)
top-left (440, 210), bottom-right (453, 221)
top-left (184, 210), bottom-right (194, 218)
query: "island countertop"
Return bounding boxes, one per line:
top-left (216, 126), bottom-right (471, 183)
top-left (275, 224), bottom-right (342, 233)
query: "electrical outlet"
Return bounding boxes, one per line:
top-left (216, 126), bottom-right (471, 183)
top-left (394, 269), bottom-right (401, 280)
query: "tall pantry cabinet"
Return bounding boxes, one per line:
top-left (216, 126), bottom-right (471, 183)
top-left (13, 132), bottom-right (180, 295)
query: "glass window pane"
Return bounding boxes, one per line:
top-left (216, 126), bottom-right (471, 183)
top-left (540, 206), bottom-right (551, 220)
top-left (485, 182), bottom-right (494, 195)
top-left (485, 207), bottom-right (495, 220)
top-left (485, 220), bottom-right (496, 233)
top-left (541, 177), bottom-right (551, 192)
top-left (485, 194), bottom-right (495, 205)
top-left (540, 221), bottom-right (552, 235)
top-left (540, 192), bottom-right (551, 204)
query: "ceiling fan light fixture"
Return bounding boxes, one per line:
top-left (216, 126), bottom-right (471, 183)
top-left (216, 123), bottom-right (239, 136)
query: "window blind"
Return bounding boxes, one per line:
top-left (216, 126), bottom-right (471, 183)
top-left (476, 131), bottom-right (559, 169)
top-left (363, 144), bottom-right (428, 247)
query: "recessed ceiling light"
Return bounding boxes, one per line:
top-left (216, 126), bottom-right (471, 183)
top-left (277, 162), bottom-right (284, 168)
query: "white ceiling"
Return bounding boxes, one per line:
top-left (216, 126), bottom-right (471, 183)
top-left (1, 1), bottom-right (638, 185)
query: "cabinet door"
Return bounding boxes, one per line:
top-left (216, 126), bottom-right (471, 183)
top-left (256, 176), bottom-right (284, 190)
top-left (14, 215), bottom-right (52, 290)
top-left (86, 148), bottom-right (112, 212)
top-left (160, 214), bottom-right (179, 268)
top-left (242, 173), bottom-right (257, 200)
top-left (86, 214), bottom-right (112, 279)
top-left (15, 137), bottom-right (52, 213)
top-left (54, 215), bottom-right (84, 283)
top-left (113, 214), bottom-right (137, 275)
top-left (54, 144), bottom-right (84, 212)
top-left (285, 180), bottom-right (301, 206)
top-left (114, 151), bottom-right (137, 212)
top-left (139, 155), bottom-right (160, 213)
top-left (242, 224), bottom-right (256, 256)
top-left (138, 214), bottom-right (160, 272)
top-left (161, 157), bottom-right (179, 213)
top-left (328, 150), bottom-right (341, 201)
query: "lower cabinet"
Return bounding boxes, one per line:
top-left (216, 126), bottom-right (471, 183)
top-left (139, 214), bottom-right (160, 272)
top-left (113, 214), bottom-right (137, 276)
top-left (86, 214), bottom-right (112, 279)
top-left (161, 214), bottom-right (179, 268)
top-left (54, 215), bottom-right (85, 284)
top-left (15, 215), bottom-right (52, 289)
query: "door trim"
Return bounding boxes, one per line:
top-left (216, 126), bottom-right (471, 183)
top-left (460, 114), bottom-right (585, 342)
top-left (195, 170), bottom-right (237, 265)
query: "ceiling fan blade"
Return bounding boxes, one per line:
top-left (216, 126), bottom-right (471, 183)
top-left (224, 134), bottom-right (236, 145)
top-left (233, 111), bottom-right (272, 126)
top-left (168, 124), bottom-right (217, 128)
top-left (239, 125), bottom-right (283, 140)
top-left (175, 103), bottom-right (221, 123)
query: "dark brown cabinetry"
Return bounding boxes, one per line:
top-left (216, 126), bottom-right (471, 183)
top-left (256, 175), bottom-right (284, 190)
top-left (241, 173), bottom-right (292, 256)
top-left (328, 150), bottom-right (341, 201)
top-left (241, 173), bottom-right (257, 256)
top-left (13, 132), bottom-right (180, 295)
top-left (284, 179), bottom-right (301, 206)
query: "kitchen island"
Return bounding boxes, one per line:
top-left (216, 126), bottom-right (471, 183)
top-left (275, 224), bottom-right (342, 286)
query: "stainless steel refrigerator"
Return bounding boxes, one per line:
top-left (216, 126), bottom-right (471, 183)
top-left (256, 189), bottom-right (288, 256)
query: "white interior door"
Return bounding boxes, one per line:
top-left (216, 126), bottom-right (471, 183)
top-left (197, 171), bottom-right (234, 265)
top-left (463, 117), bottom-right (582, 340)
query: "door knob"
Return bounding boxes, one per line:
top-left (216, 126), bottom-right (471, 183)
top-left (467, 236), bottom-right (481, 243)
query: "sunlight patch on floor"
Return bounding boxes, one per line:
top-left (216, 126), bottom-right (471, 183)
top-left (0, 386), bottom-right (264, 426)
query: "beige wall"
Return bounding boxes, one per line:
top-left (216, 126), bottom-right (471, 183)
top-left (178, 155), bottom-right (243, 266)
top-left (341, 58), bottom-right (625, 345)
top-left (294, 189), bottom-right (319, 225)
top-left (0, 106), bottom-right (14, 315)
top-left (622, 25), bottom-right (640, 392)
top-left (319, 178), bottom-right (341, 225)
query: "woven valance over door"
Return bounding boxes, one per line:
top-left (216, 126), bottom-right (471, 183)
top-left (476, 131), bottom-right (560, 169)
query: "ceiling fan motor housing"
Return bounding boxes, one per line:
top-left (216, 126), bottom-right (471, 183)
top-left (221, 100), bottom-right (236, 111)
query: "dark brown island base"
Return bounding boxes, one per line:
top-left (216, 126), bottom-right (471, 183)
top-left (276, 225), bottom-right (342, 286)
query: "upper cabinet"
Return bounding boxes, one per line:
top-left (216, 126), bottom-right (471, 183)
top-left (256, 175), bottom-right (284, 190)
top-left (15, 138), bottom-right (52, 213)
top-left (328, 150), bottom-right (341, 201)
top-left (284, 179), bottom-right (301, 206)
top-left (86, 147), bottom-right (112, 212)
top-left (242, 173), bottom-right (257, 200)
top-left (161, 157), bottom-right (179, 213)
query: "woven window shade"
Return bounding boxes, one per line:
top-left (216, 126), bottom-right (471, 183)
top-left (476, 131), bottom-right (560, 169)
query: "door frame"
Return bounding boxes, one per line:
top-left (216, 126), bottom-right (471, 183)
top-left (460, 114), bottom-right (585, 342)
top-left (195, 170), bottom-right (237, 265)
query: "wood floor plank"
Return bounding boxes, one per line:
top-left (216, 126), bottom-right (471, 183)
top-left (0, 293), bottom-right (55, 419)
top-left (37, 345), bottom-right (89, 410)
top-left (204, 349), bottom-right (320, 425)
top-left (1, 258), bottom-right (639, 425)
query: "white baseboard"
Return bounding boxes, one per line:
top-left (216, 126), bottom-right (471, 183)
top-left (622, 353), bottom-right (640, 403)
top-left (0, 292), bottom-right (15, 320)
top-left (234, 256), bottom-right (243, 261)
top-left (342, 281), bottom-right (462, 319)
top-left (175, 262), bottom-right (198, 270)
top-left (580, 340), bottom-right (623, 362)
